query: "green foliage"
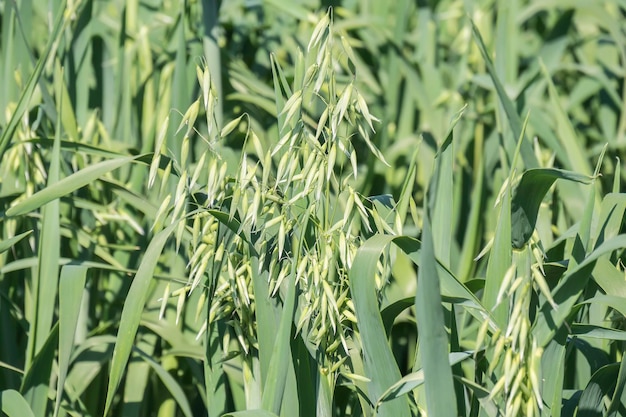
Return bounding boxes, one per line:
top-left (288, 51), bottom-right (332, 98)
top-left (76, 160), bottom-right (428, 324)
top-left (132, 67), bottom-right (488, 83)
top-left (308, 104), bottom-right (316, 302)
top-left (1, 1), bottom-right (626, 417)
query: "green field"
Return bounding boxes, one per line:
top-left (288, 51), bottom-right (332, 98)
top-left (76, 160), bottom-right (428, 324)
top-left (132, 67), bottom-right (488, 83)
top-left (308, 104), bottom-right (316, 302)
top-left (1, 1), bottom-right (626, 416)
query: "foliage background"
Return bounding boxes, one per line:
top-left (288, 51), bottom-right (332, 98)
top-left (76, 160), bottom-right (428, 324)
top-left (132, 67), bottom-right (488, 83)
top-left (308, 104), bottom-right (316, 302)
top-left (1, 0), bottom-right (626, 416)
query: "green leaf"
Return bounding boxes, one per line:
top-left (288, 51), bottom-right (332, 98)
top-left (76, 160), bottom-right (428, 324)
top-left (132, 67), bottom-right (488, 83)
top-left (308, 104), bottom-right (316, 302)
top-left (260, 271), bottom-right (297, 414)
top-left (21, 324), bottom-right (59, 416)
top-left (577, 364), bottom-right (619, 417)
top-left (570, 324), bottom-right (626, 341)
top-left (539, 60), bottom-right (592, 176)
top-left (349, 234), bottom-right (412, 417)
top-left (133, 347), bottom-right (194, 417)
top-left (375, 351), bottom-right (472, 406)
top-left (0, 231), bottom-right (32, 254)
top-left (607, 355), bottom-right (626, 416)
top-left (223, 411), bottom-right (279, 417)
top-left (470, 20), bottom-right (538, 169)
top-left (415, 203), bottom-right (457, 416)
top-left (104, 222), bottom-right (178, 416)
top-left (1, 390), bottom-right (35, 417)
top-left (6, 155), bottom-right (136, 217)
top-left (430, 107), bottom-right (464, 265)
top-left (511, 168), bottom-right (593, 248)
top-left (0, 1), bottom-right (70, 161)
top-left (534, 235), bottom-right (626, 347)
top-left (54, 265), bottom-right (88, 417)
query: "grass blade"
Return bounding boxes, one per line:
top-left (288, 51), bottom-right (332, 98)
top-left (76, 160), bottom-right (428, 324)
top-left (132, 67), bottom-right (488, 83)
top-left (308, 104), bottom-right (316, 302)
top-left (0, 0), bottom-right (69, 161)
top-left (0, 389), bottom-right (36, 417)
top-left (470, 20), bottom-right (538, 169)
top-left (534, 235), bottom-right (626, 346)
top-left (104, 222), bottom-right (178, 416)
top-left (375, 351), bottom-right (472, 406)
top-left (54, 265), bottom-right (88, 417)
top-left (0, 231), bottom-right (32, 254)
top-left (415, 202), bottom-right (458, 416)
top-left (511, 168), bottom-right (593, 248)
top-left (349, 234), bottom-right (412, 417)
top-left (260, 271), bottom-right (296, 414)
top-left (224, 411), bottom-right (279, 417)
top-left (607, 354), bottom-right (626, 416)
top-left (6, 155), bottom-right (137, 217)
top-left (133, 346), bottom-right (194, 417)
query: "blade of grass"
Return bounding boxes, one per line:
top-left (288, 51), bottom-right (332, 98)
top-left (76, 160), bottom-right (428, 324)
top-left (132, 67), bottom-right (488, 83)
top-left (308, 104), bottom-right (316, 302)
top-left (430, 107), bottom-right (464, 265)
top-left (576, 364), bottom-right (619, 417)
top-left (540, 328), bottom-right (568, 417)
top-left (0, 0), bottom-right (69, 161)
top-left (470, 19), bottom-right (538, 169)
top-left (539, 60), bottom-right (592, 176)
top-left (0, 231), bottom-right (32, 254)
top-left (375, 351), bottom-right (472, 407)
top-left (54, 265), bottom-right (88, 417)
top-left (0, 389), bottom-right (36, 417)
top-left (511, 168), bottom-right (593, 249)
top-left (6, 155), bottom-right (137, 217)
top-left (224, 410), bottom-right (279, 417)
top-left (260, 208), bottom-right (309, 415)
top-left (103, 222), bottom-right (178, 416)
top-left (22, 67), bottom-right (64, 415)
top-left (21, 323), bottom-right (58, 417)
top-left (534, 235), bottom-right (626, 347)
top-left (349, 234), bottom-right (413, 417)
top-left (415, 199), bottom-right (458, 416)
top-left (204, 318), bottom-right (227, 417)
top-left (607, 354), bottom-right (626, 416)
top-left (133, 346), bottom-right (194, 417)
top-left (482, 170), bottom-right (512, 329)
top-left (201, 0), bottom-right (223, 127)
top-left (260, 270), bottom-right (296, 414)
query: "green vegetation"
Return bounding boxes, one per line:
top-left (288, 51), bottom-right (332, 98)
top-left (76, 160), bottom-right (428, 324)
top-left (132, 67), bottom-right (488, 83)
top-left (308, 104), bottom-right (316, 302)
top-left (1, 1), bottom-right (626, 416)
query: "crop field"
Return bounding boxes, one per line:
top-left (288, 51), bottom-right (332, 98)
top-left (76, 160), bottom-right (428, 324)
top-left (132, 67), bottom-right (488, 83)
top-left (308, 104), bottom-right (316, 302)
top-left (1, 1), bottom-right (626, 416)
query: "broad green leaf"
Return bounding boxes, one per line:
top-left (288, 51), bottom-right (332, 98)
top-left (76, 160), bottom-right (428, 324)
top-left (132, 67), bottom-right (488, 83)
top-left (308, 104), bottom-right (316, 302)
top-left (54, 265), bottom-right (88, 417)
top-left (223, 411), bottom-right (279, 417)
top-left (540, 329), bottom-right (568, 417)
top-left (577, 294), bottom-right (626, 319)
top-left (21, 324), bottom-right (58, 416)
top-left (204, 320), bottom-right (228, 417)
top-left (577, 364), bottom-right (619, 417)
top-left (260, 270), bottom-right (297, 414)
top-left (6, 155), bottom-right (136, 217)
top-left (23, 74), bottom-right (63, 416)
top-left (430, 107), bottom-right (464, 265)
top-left (349, 234), bottom-right (412, 417)
top-left (483, 172), bottom-right (511, 328)
top-left (534, 235), bottom-right (626, 347)
top-left (380, 297), bottom-right (414, 335)
top-left (0, 0), bottom-right (70, 161)
top-left (593, 193), bottom-right (626, 249)
top-left (607, 355), bottom-right (626, 416)
top-left (470, 20), bottom-right (538, 169)
top-left (511, 168), bottom-right (593, 248)
top-left (104, 222), bottom-right (178, 416)
top-left (375, 351), bottom-right (472, 406)
top-left (261, 208), bottom-right (307, 415)
top-left (249, 254), bottom-right (277, 387)
top-left (0, 231), bottom-right (32, 254)
top-left (1, 389), bottom-right (35, 417)
top-left (133, 347), bottom-right (194, 417)
top-left (570, 324), bottom-right (626, 341)
top-left (540, 60), bottom-right (592, 176)
top-left (415, 205), bottom-right (457, 417)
